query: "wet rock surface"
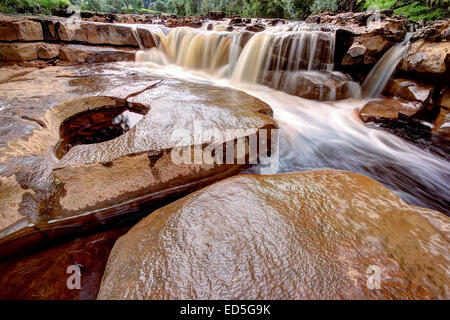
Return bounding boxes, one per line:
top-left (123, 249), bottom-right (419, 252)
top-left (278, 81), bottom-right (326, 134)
top-left (97, 170), bottom-right (450, 300)
top-left (400, 20), bottom-right (450, 75)
top-left (0, 226), bottom-right (129, 300)
top-left (359, 98), bottom-right (424, 122)
top-left (0, 63), bottom-right (276, 258)
top-left (383, 78), bottom-right (434, 103)
top-left (262, 71), bottom-right (359, 101)
top-left (307, 11), bottom-right (407, 71)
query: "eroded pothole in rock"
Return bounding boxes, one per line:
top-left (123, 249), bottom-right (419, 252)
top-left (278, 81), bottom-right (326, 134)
top-left (54, 105), bottom-right (148, 159)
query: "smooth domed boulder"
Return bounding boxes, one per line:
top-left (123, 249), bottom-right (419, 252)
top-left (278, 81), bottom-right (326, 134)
top-left (0, 63), bottom-right (276, 258)
top-left (97, 170), bottom-right (450, 300)
top-left (359, 98), bottom-right (424, 122)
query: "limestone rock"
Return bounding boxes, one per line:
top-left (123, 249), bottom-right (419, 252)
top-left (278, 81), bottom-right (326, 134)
top-left (359, 98), bottom-right (424, 122)
top-left (97, 170), bottom-right (450, 300)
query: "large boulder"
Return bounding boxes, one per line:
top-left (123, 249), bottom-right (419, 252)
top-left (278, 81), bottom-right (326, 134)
top-left (97, 170), bottom-right (450, 299)
top-left (0, 63), bottom-right (276, 258)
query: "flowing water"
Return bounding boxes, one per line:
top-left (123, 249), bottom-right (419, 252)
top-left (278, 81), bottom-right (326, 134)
top-left (131, 22), bottom-right (449, 214)
top-left (362, 33), bottom-right (413, 98)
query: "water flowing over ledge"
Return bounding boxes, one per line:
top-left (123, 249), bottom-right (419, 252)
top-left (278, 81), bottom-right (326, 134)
top-left (136, 22), bottom-right (361, 101)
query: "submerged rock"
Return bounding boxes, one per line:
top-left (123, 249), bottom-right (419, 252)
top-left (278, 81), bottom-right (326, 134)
top-left (97, 170), bottom-right (450, 300)
top-left (0, 63), bottom-right (276, 257)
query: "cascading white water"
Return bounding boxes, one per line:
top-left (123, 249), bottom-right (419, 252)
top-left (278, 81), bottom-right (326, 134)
top-left (129, 23), bottom-right (449, 214)
top-left (136, 22), bottom-right (360, 101)
top-left (131, 26), bottom-right (145, 50)
top-left (362, 33), bottom-right (413, 98)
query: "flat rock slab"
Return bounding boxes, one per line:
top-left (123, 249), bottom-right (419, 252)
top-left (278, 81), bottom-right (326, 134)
top-left (0, 63), bottom-right (276, 257)
top-left (97, 170), bottom-right (450, 300)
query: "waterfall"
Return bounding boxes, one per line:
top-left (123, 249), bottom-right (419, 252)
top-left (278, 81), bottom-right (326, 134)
top-left (131, 26), bottom-right (144, 50)
top-left (362, 33), bottom-right (413, 98)
top-left (136, 22), bottom-right (360, 101)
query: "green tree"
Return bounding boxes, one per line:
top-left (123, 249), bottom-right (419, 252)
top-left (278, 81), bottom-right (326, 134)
top-left (166, 0), bottom-right (175, 13)
top-left (184, 0), bottom-right (198, 15)
top-left (154, 0), bottom-right (166, 11)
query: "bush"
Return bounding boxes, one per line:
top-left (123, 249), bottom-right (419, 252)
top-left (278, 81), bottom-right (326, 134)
top-left (0, 0), bottom-right (70, 15)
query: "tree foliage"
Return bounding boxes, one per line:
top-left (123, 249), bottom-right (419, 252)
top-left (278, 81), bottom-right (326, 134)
top-left (1, 0), bottom-right (448, 21)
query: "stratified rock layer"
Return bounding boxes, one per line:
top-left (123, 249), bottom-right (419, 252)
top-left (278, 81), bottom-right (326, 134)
top-left (98, 170), bottom-right (450, 300)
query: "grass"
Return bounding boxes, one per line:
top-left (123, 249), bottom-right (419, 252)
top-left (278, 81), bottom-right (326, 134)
top-left (0, 0), bottom-right (70, 15)
top-left (362, 0), bottom-right (449, 21)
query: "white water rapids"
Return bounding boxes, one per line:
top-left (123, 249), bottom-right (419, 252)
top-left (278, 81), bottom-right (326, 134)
top-left (128, 22), bottom-right (449, 214)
